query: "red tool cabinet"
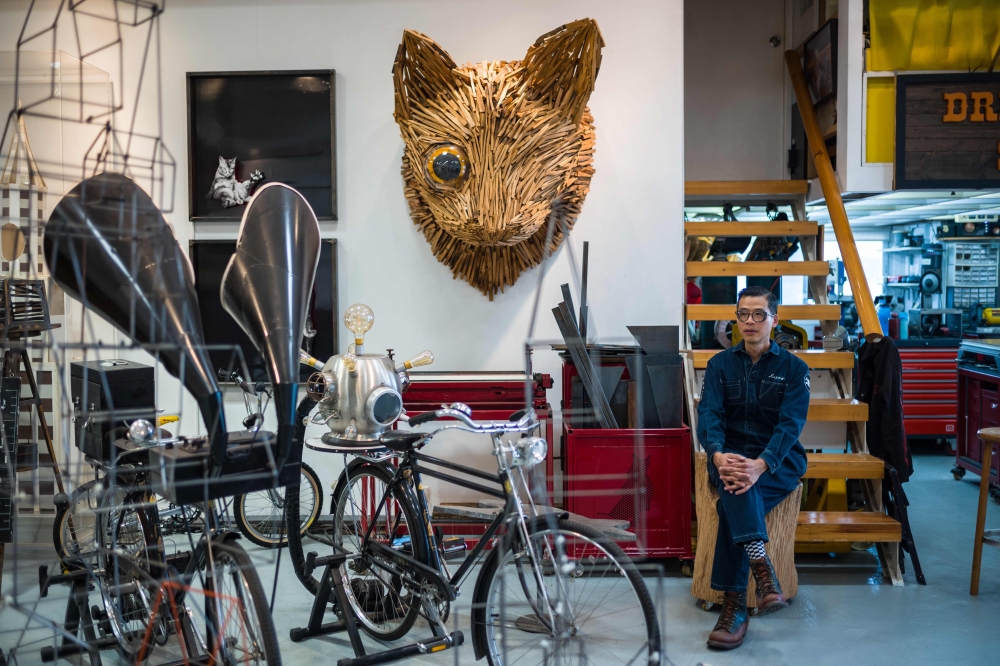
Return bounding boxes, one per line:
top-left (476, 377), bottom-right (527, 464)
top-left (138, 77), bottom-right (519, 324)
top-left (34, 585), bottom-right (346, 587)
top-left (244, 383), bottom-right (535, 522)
top-left (899, 346), bottom-right (958, 436)
top-left (956, 365), bottom-right (1000, 485)
top-left (402, 371), bottom-right (555, 494)
top-left (563, 424), bottom-right (692, 559)
top-left (560, 352), bottom-right (694, 560)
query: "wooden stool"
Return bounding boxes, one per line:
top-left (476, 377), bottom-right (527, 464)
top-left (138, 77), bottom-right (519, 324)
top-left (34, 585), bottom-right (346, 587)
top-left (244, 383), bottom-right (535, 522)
top-left (691, 451), bottom-right (802, 607)
top-left (971, 428), bottom-right (1000, 595)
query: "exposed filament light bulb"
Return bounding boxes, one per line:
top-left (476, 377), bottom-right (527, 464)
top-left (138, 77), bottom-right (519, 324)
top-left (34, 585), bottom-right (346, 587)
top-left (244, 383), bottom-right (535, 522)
top-left (344, 303), bottom-right (374, 354)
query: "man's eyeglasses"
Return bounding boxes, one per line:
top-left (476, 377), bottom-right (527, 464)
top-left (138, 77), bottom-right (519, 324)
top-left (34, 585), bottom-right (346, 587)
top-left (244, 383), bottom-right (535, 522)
top-left (735, 309), bottom-right (774, 323)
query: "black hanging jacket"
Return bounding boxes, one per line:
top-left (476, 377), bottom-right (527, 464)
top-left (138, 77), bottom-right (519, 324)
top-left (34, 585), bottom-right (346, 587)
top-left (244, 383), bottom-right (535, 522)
top-left (857, 336), bottom-right (913, 483)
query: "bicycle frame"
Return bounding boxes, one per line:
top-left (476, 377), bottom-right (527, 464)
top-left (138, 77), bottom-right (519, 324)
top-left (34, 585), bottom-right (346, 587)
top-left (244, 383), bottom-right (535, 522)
top-left (93, 463), bottom-right (263, 664)
top-left (347, 415), bottom-right (568, 635)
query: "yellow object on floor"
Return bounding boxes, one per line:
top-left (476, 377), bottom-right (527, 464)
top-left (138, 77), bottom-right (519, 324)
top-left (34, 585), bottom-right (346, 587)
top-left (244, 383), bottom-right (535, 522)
top-left (797, 477), bottom-right (851, 553)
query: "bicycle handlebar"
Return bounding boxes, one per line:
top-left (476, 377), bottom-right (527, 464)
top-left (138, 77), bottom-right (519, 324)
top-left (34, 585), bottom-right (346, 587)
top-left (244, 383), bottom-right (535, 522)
top-left (407, 405), bottom-right (538, 435)
top-left (217, 367), bottom-right (256, 396)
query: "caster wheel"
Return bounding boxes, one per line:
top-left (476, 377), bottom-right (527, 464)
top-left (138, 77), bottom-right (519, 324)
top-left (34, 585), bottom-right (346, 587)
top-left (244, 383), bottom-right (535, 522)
top-left (701, 601), bottom-right (716, 611)
top-left (749, 607), bottom-right (759, 616)
top-left (681, 562), bottom-right (693, 577)
top-left (952, 466), bottom-right (966, 480)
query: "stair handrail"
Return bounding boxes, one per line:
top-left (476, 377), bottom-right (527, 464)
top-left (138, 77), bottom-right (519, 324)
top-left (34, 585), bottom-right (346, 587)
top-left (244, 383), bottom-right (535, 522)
top-left (784, 50), bottom-right (880, 337)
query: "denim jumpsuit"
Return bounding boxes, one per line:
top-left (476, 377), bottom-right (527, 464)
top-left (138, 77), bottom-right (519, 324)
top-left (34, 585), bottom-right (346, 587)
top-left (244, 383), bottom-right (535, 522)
top-left (697, 340), bottom-right (809, 593)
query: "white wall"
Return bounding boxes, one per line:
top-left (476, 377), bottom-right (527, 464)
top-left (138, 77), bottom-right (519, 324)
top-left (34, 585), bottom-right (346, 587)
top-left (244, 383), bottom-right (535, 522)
top-left (684, 0), bottom-right (787, 181)
top-left (0, 0), bottom-right (685, 502)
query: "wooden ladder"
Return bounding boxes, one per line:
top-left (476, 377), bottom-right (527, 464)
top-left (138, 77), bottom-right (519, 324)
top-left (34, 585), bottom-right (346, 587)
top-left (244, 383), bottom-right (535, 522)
top-left (682, 179), bottom-right (905, 585)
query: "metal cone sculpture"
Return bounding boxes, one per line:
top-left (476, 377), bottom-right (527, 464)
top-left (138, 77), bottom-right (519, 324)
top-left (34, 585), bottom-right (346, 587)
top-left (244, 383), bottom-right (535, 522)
top-left (221, 182), bottom-right (321, 465)
top-left (44, 172), bottom-right (227, 463)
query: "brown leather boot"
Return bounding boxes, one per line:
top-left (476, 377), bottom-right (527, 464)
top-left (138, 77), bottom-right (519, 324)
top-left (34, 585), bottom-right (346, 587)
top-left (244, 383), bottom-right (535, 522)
top-left (750, 555), bottom-right (788, 615)
top-left (707, 591), bottom-right (749, 649)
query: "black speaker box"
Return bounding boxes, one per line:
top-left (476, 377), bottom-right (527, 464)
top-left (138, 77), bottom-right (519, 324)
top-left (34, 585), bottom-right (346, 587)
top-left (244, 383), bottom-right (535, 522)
top-left (71, 360), bottom-right (155, 463)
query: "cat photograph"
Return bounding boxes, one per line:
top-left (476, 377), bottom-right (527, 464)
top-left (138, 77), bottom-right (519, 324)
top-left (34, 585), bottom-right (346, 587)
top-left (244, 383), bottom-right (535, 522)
top-left (207, 156), bottom-right (264, 208)
top-left (393, 18), bottom-right (603, 298)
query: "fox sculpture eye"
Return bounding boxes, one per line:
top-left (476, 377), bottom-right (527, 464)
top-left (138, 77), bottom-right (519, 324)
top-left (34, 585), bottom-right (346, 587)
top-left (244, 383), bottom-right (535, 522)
top-left (392, 19), bottom-right (603, 299)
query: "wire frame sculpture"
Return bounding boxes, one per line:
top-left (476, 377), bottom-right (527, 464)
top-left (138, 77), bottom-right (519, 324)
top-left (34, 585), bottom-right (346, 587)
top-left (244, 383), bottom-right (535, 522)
top-left (1, 0), bottom-right (176, 214)
top-left (392, 18), bottom-right (603, 299)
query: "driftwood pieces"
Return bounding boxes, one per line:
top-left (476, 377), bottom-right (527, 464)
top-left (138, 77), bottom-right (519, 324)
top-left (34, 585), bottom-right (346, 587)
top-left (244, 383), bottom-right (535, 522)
top-left (392, 19), bottom-right (604, 298)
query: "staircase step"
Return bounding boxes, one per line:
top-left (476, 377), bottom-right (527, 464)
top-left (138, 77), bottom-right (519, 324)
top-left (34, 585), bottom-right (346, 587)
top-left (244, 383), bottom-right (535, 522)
top-left (685, 221), bottom-right (818, 237)
top-left (687, 260), bottom-right (830, 277)
top-left (693, 396), bottom-right (867, 421)
top-left (808, 399), bottom-right (868, 421)
top-left (796, 511), bottom-right (901, 543)
top-left (685, 180), bottom-right (809, 197)
top-left (803, 453), bottom-right (884, 479)
top-left (686, 304), bottom-right (841, 321)
top-left (689, 349), bottom-right (854, 369)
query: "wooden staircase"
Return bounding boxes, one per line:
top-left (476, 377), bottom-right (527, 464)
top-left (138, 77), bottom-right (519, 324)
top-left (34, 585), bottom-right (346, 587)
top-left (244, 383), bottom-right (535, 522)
top-left (683, 178), bottom-right (905, 583)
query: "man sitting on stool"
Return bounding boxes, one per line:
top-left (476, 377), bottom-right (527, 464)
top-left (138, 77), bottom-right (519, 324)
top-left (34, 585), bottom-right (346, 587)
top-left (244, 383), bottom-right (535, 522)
top-left (697, 286), bottom-right (810, 650)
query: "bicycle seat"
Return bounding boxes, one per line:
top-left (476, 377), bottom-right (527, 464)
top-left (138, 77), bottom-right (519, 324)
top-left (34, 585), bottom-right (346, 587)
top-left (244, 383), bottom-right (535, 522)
top-left (379, 430), bottom-right (427, 452)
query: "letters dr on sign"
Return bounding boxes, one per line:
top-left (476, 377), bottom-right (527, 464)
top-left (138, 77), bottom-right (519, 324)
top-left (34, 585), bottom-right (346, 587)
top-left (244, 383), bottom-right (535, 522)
top-left (896, 73), bottom-right (1000, 189)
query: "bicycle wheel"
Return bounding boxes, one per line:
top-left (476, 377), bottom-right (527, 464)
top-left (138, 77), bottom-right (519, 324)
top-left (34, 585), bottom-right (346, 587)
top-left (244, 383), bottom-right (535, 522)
top-left (192, 540), bottom-right (281, 666)
top-left (101, 489), bottom-right (165, 661)
top-left (330, 460), bottom-right (426, 641)
top-left (53, 478), bottom-right (108, 564)
top-left (233, 462), bottom-right (322, 548)
top-left (479, 518), bottom-right (661, 666)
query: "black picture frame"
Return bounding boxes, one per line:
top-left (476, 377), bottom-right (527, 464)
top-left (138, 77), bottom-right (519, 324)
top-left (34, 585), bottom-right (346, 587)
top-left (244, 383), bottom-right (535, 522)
top-left (895, 72), bottom-right (1000, 190)
top-left (804, 19), bottom-right (837, 103)
top-left (187, 70), bottom-right (337, 221)
top-left (188, 238), bottom-right (339, 384)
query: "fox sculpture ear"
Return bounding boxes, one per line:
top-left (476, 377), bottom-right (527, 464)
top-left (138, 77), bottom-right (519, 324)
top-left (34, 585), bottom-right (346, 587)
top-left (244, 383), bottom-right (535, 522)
top-left (522, 18), bottom-right (604, 125)
top-left (393, 29), bottom-right (458, 122)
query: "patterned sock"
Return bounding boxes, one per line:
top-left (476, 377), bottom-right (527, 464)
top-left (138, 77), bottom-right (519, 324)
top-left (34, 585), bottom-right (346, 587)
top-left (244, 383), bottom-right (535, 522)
top-left (742, 539), bottom-right (767, 560)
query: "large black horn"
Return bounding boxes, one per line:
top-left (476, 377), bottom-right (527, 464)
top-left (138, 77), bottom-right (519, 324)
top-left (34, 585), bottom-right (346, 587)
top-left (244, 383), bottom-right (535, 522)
top-left (44, 172), bottom-right (227, 463)
top-left (221, 183), bottom-right (320, 465)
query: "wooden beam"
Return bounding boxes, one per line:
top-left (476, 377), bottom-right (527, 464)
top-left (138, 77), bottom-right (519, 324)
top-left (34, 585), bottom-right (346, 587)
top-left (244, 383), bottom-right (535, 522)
top-left (687, 261), bottom-right (829, 277)
top-left (686, 304), bottom-right (842, 320)
top-left (684, 221), bottom-right (818, 237)
top-left (796, 512), bottom-right (902, 543)
top-left (785, 51), bottom-right (879, 336)
top-left (802, 453), bottom-right (885, 479)
top-left (685, 180), bottom-right (809, 196)
top-left (689, 349), bottom-right (855, 370)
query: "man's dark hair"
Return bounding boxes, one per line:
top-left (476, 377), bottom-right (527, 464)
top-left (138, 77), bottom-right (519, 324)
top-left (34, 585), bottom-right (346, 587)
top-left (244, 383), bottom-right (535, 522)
top-left (737, 285), bottom-right (778, 315)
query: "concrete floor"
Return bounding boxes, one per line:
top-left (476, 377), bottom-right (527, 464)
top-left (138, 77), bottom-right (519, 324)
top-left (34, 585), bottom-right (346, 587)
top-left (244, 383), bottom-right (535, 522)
top-left (2, 452), bottom-right (999, 665)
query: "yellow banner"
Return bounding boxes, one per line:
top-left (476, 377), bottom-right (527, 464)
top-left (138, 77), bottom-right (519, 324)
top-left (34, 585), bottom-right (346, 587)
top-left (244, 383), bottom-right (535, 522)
top-left (870, 0), bottom-right (1000, 71)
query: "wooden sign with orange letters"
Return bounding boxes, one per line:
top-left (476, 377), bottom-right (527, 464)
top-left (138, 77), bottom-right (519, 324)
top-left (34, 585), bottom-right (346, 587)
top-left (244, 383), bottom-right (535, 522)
top-left (896, 73), bottom-right (1000, 189)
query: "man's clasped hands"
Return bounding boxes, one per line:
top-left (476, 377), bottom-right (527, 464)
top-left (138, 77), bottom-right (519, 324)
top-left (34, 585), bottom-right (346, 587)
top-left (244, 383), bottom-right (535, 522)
top-left (712, 452), bottom-right (769, 495)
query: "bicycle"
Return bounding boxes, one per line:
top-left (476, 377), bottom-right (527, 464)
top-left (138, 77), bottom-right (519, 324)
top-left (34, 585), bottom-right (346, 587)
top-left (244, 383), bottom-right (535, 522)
top-left (49, 433), bottom-right (282, 665)
top-left (57, 374), bottom-right (323, 554)
top-left (295, 403), bottom-right (662, 665)
top-left (218, 368), bottom-right (323, 548)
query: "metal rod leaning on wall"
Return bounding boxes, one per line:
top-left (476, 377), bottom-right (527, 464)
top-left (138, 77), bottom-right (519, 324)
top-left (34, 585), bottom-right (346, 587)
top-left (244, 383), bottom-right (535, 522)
top-left (553, 301), bottom-right (617, 428)
top-left (784, 50), bottom-right (880, 337)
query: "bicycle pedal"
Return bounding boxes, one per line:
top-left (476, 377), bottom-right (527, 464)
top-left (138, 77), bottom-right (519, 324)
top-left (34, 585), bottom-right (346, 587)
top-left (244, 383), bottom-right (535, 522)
top-left (439, 536), bottom-right (467, 561)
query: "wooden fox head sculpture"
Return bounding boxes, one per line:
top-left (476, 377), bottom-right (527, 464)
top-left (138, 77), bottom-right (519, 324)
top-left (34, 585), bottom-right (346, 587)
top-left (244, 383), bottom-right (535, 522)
top-left (392, 19), bottom-right (603, 298)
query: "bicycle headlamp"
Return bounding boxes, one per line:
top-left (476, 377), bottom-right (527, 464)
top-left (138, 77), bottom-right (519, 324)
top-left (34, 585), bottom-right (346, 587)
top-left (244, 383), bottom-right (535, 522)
top-left (512, 437), bottom-right (547, 467)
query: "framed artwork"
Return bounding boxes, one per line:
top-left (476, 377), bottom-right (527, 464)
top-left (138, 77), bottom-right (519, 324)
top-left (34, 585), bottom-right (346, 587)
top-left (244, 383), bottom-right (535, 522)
top-left (187, 70), bottom-right (337, 221)
top-left (895, 72), bottom-right (1000, 189)
top-left (189, 239), bottom-right (338, 383)
top-left (804, 19), bottom-right (837, 103)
